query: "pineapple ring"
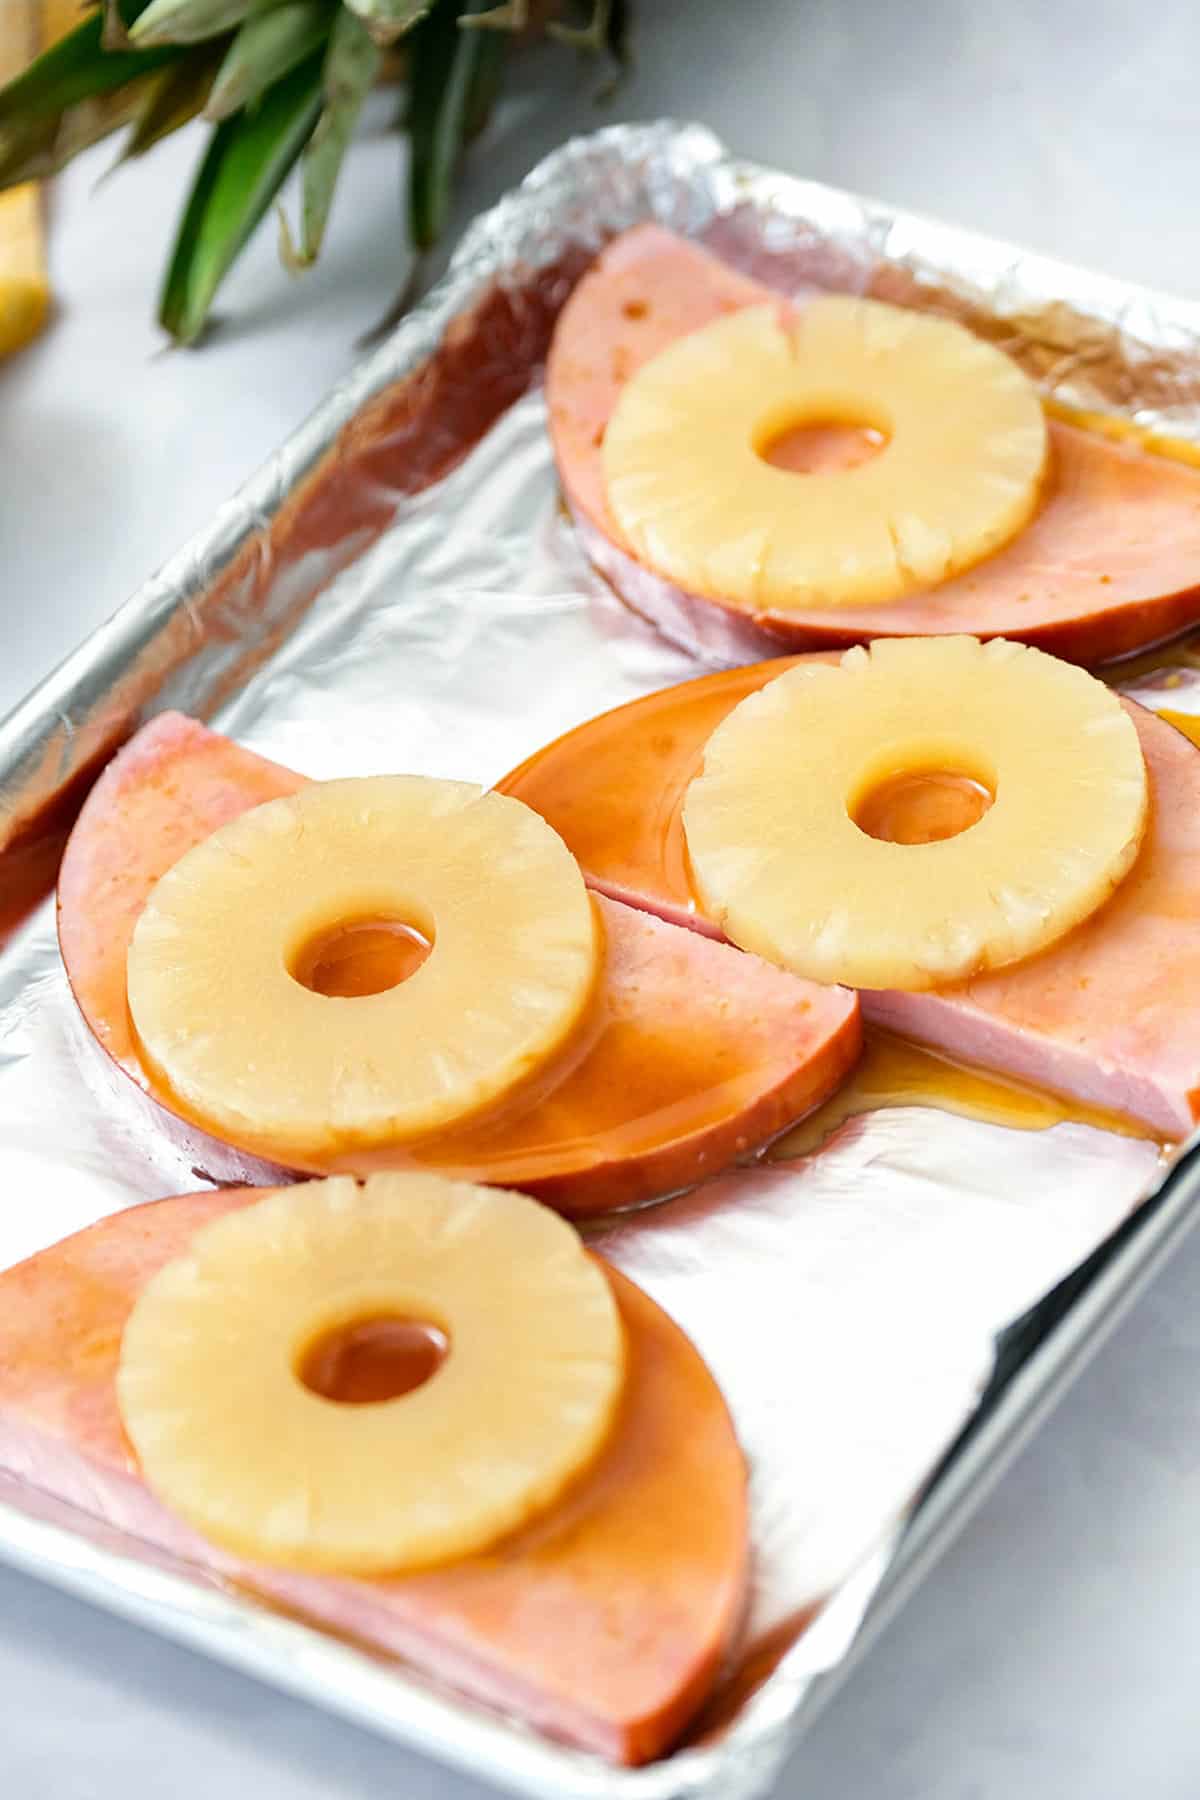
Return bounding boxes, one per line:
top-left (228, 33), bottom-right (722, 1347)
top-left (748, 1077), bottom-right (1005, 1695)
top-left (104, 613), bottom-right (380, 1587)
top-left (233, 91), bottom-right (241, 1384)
top-left (125, 776), bottom-right (598, 1160)
top-left (117, 1175), bottom-right (625, 1573)
top-left (682, 637), bottom-right (1148, 992)
top-left (601, 300), bottom-right (1048, 613)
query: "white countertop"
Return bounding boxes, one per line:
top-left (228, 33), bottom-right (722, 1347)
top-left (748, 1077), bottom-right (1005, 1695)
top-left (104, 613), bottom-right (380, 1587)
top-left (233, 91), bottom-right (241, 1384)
top-left (5, 2), bottom-right (1200, 1795)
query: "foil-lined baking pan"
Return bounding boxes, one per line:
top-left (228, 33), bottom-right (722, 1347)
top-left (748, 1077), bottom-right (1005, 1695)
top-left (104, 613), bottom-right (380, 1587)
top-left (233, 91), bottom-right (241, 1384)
top-left (3, 119), bottom-right (1200, 1799)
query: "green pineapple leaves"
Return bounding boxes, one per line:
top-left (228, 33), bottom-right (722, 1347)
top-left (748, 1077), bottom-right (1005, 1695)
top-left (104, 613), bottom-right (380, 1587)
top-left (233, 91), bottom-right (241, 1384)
top-left (546, 0), bottom-right (608, 50)
top-left (342, 0), bottom-right (433, 48)
top-left (100, 0), bottom-right (138, 52)
top-left (0, 0), bottom-right (631, 344)
top-left (458, 0), bottom-right (526, 29)
top-left (119, 49), bottom-right (223, 162)
top-left (407, 0), bottom-right (504, 251)
top-left (0, 75), bottom-right (161, 185)
top-left (159, 51), bottom-right (323, 343)
top-left (130, 0), bottom-right (290, 50)
top-left (205, 0), bottom-right (335, 119)
top-left (0, 4), bottom-right (178, 128)
top-left (291, 7), bottom-right (379, 263)
top-left (0, 1), bottom-right (182, 188)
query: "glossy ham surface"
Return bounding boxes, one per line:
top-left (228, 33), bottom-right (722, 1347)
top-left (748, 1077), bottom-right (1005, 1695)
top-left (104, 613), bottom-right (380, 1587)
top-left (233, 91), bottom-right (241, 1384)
top-left (58, 714), bottom-right (859, 1212)
top-left (500, 662), bottom-right (1200, 1139)
top-left (0, 1190), bottom-right (748, 1764)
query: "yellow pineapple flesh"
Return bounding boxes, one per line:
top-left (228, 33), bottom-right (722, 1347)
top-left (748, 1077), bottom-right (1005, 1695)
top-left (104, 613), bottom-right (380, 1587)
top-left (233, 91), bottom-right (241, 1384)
top-left (117, 1174), bottom-right (626, 1573)
top-left (0, 185), bottom-right (49, 358)
top-left (0, 0), bottom-right (51, 361)
top-left (125, 775), bottom-right (599, 1161)
top-left (682, 636), bottom-right (1148, 991)
top-left (601, 298), bottom-right (1047, 612)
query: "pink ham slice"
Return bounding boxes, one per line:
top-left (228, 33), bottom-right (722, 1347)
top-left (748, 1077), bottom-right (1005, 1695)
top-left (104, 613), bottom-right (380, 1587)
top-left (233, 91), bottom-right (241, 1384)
top-left (548, 224), bottom-right (1200, 668)
top-left (0, 1191), bottom-right (748, 1765)
top-left (864, 701), bottom-right (1200, 1135)
top-left (56, 713), bottom-right (860, 1212)
top-left (499, 660), bottom-right (1200, 1140)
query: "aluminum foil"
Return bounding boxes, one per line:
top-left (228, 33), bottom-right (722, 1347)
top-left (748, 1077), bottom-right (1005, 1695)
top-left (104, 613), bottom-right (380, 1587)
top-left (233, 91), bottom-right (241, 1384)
top-left (0, 120), bottom-right (1198, 1800)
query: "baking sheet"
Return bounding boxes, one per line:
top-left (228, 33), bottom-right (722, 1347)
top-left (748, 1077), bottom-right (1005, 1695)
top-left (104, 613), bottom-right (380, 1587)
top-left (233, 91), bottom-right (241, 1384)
top-left (0, 120), bottom-right (1197, 1799)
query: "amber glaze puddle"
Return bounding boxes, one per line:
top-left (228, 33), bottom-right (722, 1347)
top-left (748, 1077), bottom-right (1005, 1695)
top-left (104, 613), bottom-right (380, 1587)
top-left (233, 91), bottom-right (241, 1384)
top-left (1153, 708), bottom-right (1200, 751)
top-left (1102, 634), bottom-right (1200, 688)
top-left (298, 1317), bottom-right (448, 1405)
top-left (292, 920), bottom-right (433, 999)
top-left (853, 769), bottom-right (993, 845)
top-left (770, 1026), bottom-right (1163, 1161)
top-left (1047, 399), bottom-right (1200, 471)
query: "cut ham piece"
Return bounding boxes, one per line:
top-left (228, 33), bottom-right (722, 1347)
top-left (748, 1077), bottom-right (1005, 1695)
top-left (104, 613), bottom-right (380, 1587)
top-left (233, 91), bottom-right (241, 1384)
top-left (0, 1191), bottom-right (747, 1764)
top-left (57, 714), bottom-right (860, 1213)
top-left (409, 892), bottom-right (860, 1212)
top-left (548, 224), bottom-right (1200, 667)
top-left (499, 661), bottom-right (1200, 1139)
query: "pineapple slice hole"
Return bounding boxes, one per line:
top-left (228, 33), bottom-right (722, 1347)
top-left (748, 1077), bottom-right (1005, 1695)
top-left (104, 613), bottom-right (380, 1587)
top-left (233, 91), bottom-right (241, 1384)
top-left (852, 767), bottom-right (994, 846)
top-left (755, 405), bottom-right (889, 477)
top-left (849, 740), bottom-right (996, 846)
top-left (297, 1313), bottom-right (449, 1405)
top-left (290, 916), bottom-right (433, 999)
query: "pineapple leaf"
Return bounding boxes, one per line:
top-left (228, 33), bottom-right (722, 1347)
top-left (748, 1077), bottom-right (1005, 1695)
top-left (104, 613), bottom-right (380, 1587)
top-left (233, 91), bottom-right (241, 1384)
top-left (294, 7), bottom-right (380, 263)
top-left (130, 0), bottom-right (280, 50)
top-left (461, 4), bottom-right (507, 140)
top-left (0, 6), bottom-right (178, 125)
top-left (0, 69), bottom-right (161, 184)
top-left (457, 0), bottom-right (526, 30)
top-left (101, 0), bottom-right (137, 52)
top-left (342, 0), bottom-right (432, 48)
top-left (406, 0), bottom-right (493, 251)
top-left (205, 0), bottom-right (334, 120)
top-left (547, 0), bottom-right (628, 96)
top-left (159, 50), bottom-right (323, 343)
top-left (0, 113), bottom-right (58, 187)
top-left (546, 0), bottom-right (610, 51)
top-left (605, 0), bottom-right (629, 64)
top-left (118, 45), bottom-right (224, 161)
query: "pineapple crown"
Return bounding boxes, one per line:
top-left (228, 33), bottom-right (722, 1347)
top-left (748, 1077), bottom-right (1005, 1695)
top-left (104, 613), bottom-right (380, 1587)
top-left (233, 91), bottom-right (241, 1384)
top-left (0, 0), bottom-right (628, 343)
